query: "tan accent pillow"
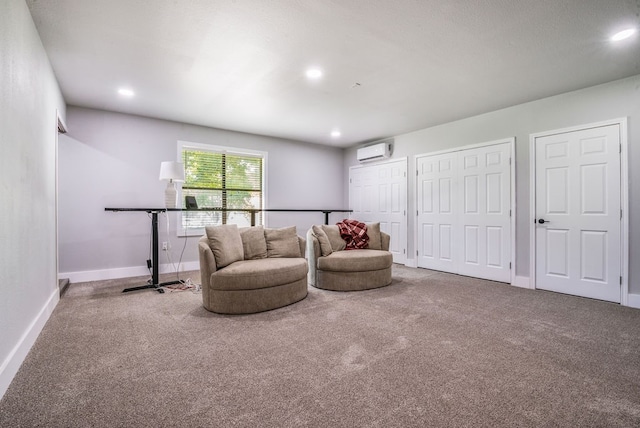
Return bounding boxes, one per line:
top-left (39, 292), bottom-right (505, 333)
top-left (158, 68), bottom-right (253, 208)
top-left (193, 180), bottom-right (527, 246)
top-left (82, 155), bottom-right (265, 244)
top-left (205, 224), bottom-right (244, 268)
top-left (312, 225), bottom-right (333, 256)
top-left (239, 226), bottom-right (268, 260)
top-left (264, 226), bottom-right (301, 258)
top-left (366, 222), bottom-right (382, 250)
top-left (322, 224), bottom-right (346, 251)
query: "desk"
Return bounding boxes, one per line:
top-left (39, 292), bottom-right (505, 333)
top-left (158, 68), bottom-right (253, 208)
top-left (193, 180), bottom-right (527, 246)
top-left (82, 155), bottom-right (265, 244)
top-left (105, 208), bottom-right (180, 293)
top-left (105, 207), bottom-right (352, 293)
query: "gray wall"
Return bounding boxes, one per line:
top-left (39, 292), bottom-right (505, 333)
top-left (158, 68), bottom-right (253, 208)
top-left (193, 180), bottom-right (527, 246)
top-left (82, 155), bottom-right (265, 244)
top-left (345, 74), bottom-right (640, 294)
top-left (0, 0), bottom-right (66, 397)
top-left (58, 107), bottom-right (345, 277)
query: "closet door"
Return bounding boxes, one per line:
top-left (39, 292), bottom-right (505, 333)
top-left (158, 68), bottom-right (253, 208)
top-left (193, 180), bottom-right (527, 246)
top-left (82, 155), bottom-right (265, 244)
top-left (534, 124), bottom-right (621, 302)
top-left (350, 159), bottom-right (407, 264)
top-left (457, 144), bottom-right (512, 282)
top-left (416, 142), bottom-right (512, 283)
top-left (416, 152), bottom-right (457, 273)
top-left (349, 166), bottom-right (375, 220)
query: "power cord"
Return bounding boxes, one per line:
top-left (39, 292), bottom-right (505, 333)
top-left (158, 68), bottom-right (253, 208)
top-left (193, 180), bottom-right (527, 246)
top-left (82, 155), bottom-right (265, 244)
top-left (164, 278), bottom-right (201, 293)
top-left (160, 211), bottom-right (202, 293)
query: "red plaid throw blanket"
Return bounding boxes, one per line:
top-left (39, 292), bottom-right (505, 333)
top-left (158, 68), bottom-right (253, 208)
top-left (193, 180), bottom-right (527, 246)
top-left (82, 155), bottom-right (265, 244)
top-left (337, 219), bottom-right (369, 250)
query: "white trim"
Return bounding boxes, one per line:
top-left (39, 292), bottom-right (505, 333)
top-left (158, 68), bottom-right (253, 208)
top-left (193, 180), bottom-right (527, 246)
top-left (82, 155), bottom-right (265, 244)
top-left (627, 294), bottom-right (640, 310)
top-left (529, 131), bottom-right (537, 291)
top-left (529, 118), bottom-right (629, 140)
top-left (55, 110), bottom-right (64, 295)
top-left (60, 261), bottom-right (200, 284)
top-left (508, 138), bottom-right (517, 286)
top-left (178, 140), bottom-right (266, 158)
top-left (513, 275), bottom-right (532, 289)
top-left (413, 153), bottom-right (418, 277)
top-left (413, 137), bottom-right (516, 285)
top-left (0, 289), bottom-right (59, 400)
top-left (529, 118), bottom-right (629, 305)
top-left (176, 140), bottom-right (268, 234)
top-left (619, 119), bottom-right (630, 306)
top-left (413, 137), bottom-right (513, 158)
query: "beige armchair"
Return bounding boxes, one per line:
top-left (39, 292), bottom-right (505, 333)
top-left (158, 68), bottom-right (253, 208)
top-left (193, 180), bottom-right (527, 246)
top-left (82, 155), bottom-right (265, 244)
top-left (199, 224), bottom-right (308, 314)
top-left (306, 223), bottom-right (393, 291)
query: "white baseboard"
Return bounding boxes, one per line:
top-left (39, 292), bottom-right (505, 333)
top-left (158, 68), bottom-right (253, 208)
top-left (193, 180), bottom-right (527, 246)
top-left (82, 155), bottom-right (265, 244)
top-left (627, 293), bottom-right (640, 309)
top-left (512, 275), bottom-right (532, 289)
top-left (60, 261), bottom-right (200, 283)
top-left (0, 288), bottom-right (59, 400)
top-left (510, 278), bottom-right (639, 308)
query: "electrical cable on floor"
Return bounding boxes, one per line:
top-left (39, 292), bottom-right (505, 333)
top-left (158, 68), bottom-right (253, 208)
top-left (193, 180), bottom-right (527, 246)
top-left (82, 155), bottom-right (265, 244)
top-left (174, 232), bottom-right (189, 282)
top-left (164, 277), bottom-right (196, 292)
top-left (159, 210), bottom-right (201, 293)
top-left (162, 210), bottom-right (182, 276)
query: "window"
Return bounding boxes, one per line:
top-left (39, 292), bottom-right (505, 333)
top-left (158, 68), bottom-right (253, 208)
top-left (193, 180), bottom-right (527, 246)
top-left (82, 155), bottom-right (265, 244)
top-left (178, 142), bottom-right (265, 235)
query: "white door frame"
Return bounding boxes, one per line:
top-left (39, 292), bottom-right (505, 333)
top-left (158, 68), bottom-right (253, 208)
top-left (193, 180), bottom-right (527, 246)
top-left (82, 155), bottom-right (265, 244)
top-left (529, 117), bottom-right (629, 305)
top-left (414, 137), bottom-right (516, 285)
top-left (55, 110), bottom-right (67, 289)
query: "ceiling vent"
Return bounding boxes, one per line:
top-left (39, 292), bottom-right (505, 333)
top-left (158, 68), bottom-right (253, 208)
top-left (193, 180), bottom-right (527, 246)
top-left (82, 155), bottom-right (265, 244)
top-left (356, 140), bottom-right (393, 162)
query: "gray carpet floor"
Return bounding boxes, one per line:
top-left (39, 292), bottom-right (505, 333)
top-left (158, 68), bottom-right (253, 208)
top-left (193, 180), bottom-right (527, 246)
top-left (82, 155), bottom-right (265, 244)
top-left (1, 265), bottom-right (639, 427)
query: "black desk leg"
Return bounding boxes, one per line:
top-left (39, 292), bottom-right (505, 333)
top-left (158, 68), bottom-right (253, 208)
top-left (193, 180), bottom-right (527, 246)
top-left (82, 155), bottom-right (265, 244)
top-left (123, 211), bottom-right (181, 293)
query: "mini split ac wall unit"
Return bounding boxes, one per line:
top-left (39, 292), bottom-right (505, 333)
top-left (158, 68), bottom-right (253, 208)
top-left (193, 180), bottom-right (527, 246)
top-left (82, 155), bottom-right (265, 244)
top-left (356, 140), bottom-right (393, 162)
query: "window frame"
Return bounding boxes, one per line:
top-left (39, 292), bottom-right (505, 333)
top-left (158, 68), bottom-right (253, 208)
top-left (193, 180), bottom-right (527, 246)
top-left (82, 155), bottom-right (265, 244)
top-left (177, 140), bottom-right (267, 237)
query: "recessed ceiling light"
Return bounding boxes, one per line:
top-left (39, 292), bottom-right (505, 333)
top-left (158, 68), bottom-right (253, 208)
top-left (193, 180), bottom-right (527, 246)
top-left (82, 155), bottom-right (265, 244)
top-left (118, 88), bottom-right (135, 97)
top-left (610, 28), bottom-right (637, 42)
top-left (331, 130), bottom-right (341, 138)
top-left (306, 68), bottom-right (323, 79)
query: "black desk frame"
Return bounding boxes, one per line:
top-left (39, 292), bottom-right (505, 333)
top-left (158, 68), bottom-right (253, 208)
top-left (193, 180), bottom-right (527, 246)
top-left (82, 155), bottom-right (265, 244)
top-left (103, 209), bottom-right (181, 293)
top-left (105, 207), bottom-right (352, 293)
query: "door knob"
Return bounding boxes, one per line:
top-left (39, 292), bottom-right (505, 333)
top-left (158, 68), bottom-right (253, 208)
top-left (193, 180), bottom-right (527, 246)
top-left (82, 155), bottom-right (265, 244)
top-left (538, 218), bottom-right (549, 224)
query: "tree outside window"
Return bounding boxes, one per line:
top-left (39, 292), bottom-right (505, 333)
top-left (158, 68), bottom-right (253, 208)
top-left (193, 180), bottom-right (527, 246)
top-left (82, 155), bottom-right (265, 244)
top-left (180, 145), bottom-right (264, 232)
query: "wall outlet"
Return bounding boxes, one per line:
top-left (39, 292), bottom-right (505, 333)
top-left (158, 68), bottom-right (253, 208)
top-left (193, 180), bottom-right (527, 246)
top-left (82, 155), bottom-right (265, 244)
top-left (162, 242), bottom-right (168, 251)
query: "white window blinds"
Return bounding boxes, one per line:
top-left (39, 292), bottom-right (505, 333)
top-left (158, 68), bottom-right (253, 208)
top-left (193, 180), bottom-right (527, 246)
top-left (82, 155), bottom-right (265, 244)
top-left (180, 147), bottom-right (264, 230)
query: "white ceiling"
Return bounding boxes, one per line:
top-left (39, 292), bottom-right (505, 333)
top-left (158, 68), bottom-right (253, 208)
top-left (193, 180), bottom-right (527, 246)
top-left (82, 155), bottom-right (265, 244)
top-left (27, 0), bottom-right (640, 148)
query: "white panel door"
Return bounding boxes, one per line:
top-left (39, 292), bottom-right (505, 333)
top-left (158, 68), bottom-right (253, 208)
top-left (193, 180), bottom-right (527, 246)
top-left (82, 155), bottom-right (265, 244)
top-left (349, 159), bottom-right (407, 264)
top-left (362, 167), bottom-right (375, 218)
top-left (349, 167), bottom-right (364, 216)
top-left (458, 144), bottom-right (512, 282)
top-left (376, 160), bottom-right (407, 264)
top-left (416, 142), bottom-right (512, 283)
top-left (534, 124), bottom-right (621, 302)
top-left (416, 152), bottom-right (457, 273)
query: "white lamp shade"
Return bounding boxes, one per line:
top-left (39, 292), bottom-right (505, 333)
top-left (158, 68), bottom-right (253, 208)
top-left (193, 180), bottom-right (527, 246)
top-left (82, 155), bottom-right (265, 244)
top-left (159, 161), bottom-right (185, 182)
